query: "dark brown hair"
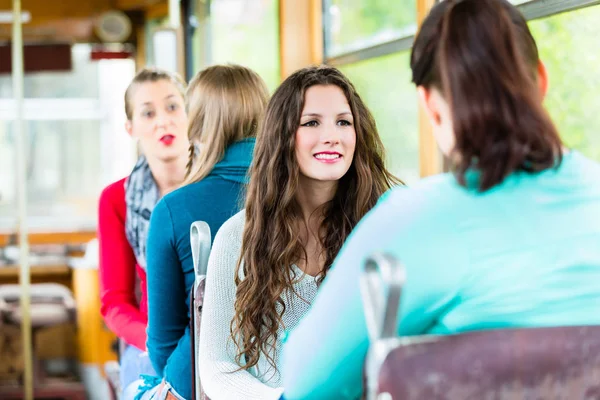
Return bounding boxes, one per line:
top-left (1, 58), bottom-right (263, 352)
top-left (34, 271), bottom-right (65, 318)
top-left (411, 0), bottom-right (563, 191)
top-left (231, 65), bottom-right (400, 372)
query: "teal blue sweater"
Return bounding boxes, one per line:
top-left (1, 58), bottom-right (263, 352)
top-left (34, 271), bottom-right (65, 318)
top-left (146, 139), bottom-right (255, 399)
top-left (281, 151), bottom-right (600, 399)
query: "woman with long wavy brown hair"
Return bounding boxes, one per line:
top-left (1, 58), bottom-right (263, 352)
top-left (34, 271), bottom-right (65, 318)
top-left (198, 65), bottom-right (400, 399)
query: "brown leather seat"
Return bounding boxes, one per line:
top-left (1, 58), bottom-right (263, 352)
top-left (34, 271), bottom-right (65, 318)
top-left (361, 253), bottom-right (600, 400)
top-left (375, 326), bottom-right (600, 400)
top-left (0, 283), bottom-right (86, 400)
top-left (0, 283), bottom-right (76, 329)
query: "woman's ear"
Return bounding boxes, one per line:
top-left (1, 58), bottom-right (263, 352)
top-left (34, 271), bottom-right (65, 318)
top-left (537, 60), bottom-right (549, 100)
top-left (417, 85), bottom-right (441, 126)
top-left (125, 120), bottom-right (134, 138)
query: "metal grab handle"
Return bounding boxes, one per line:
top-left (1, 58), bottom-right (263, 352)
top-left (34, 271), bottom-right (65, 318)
top-left (190, 221), bottom-right (211, 400)
top-left (190, 221), bottom-right (211, 278)
top-left (360, 253), bottom-right (406, 342)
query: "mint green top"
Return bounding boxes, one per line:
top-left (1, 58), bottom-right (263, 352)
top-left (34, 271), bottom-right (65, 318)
top-left (281, 151), bottom-right (600, 399)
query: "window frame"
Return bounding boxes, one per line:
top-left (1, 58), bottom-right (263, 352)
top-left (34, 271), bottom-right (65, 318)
top-left (322, 0), bottom-right (600, 177)
top-left (325, 0), bottom-right (600, 67)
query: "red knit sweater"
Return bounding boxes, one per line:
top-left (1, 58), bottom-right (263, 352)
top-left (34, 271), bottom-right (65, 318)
top-left (98, 178), bottom-right (148, 351)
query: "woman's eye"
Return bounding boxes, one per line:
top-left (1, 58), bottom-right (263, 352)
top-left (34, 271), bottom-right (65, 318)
top-left (337, 120), bottom-right (352, 126)
top-left (301, 120), bottom-right (319, 127)
top-left (167, 103), bottom-right (179, 112)
top-left (142, 110), bottom-right (154, 118)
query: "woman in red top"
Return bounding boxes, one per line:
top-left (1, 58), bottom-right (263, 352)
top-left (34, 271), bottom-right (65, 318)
top-left (98, 68), bottom-right (189, 395)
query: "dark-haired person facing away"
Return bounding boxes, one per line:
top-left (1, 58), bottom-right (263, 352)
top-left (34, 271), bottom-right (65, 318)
top-left (281, 0), bottom-right (600, 398)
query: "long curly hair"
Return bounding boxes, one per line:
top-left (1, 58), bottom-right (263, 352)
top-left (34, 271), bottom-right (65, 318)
top-left (231, 65), bottom-right (401, 372)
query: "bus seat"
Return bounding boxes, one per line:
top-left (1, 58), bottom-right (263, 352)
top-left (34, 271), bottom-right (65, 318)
top-left (0, 283), bottom-right (86, 399)
top-left (374, 325), bottom-right (600, 400)
top-left (189, 221), bottom-right (211, 400)
top-left (0, 283), bottom-right (76, 328)
top-left (360, 254), bottom-right (600, 400)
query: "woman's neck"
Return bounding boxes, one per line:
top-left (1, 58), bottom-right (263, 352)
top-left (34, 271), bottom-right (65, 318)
top-left (146, 154), bottom-right (187, 197)
top-left (295, 177), bottom-right (338, 227)
top-left (293, 177), bottom-right (338, 277)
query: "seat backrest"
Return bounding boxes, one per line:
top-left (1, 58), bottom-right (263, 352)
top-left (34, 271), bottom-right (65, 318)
top-left (360, 253), bottom-right (600, 400)
top-left (376, 325), bottom-right (600, 400)
top-left (0, 283), bottom-right (75, 308)
top-left (360, 252), bottom-right (406, 400)
top-left (0, 283), bottom-right (77, 325)
top-left (189, 221), bottom-right (211, 400)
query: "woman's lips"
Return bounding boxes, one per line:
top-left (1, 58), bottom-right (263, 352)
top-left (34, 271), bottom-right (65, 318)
top-left (160, 134), bottom-right (175, 146)
top-left (314, 151), bottom-right (342, 163)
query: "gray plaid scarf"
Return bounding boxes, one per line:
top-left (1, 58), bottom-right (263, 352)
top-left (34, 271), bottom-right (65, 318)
top-left (125, 156), bottom-right (160, 270)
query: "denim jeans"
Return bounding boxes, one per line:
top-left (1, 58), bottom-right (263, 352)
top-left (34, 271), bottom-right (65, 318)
top-left (120, 345), bottom-right (157, 398)
top-left (123, 379), bottom-right (186, 400)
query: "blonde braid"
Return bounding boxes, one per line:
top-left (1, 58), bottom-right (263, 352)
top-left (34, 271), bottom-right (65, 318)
top-left (185, 142), bottom-right (195, 181)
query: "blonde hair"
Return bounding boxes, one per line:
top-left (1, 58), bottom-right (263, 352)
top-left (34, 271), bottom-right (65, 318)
top-left (124, 67), bottom-right (187, 120)
top-left (183, 65), bottom-right (269, 185)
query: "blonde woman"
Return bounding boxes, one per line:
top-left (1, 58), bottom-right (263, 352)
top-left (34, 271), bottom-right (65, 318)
top-left (98, 68), bottom-right (188, 398)
top-left (124, 65), bottom-right (269, 400)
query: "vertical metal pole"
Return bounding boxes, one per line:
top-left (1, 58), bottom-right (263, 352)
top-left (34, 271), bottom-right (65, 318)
top-left (198, 0), bottom-right (212, 68)
top-left (169, 0), bottom-right (181, 28)
top-left (12, 0), bottom-right (33, 399)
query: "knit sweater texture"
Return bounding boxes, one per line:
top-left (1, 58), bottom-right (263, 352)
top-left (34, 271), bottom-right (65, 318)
top-left (199, 210), bottom-right (319, 400)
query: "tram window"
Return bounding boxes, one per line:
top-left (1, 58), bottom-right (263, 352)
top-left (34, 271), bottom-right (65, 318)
top-left (340, 51), bottom-right (419, 183)
top-left (0, 44), bottom-right (99, 99)
top-left (529, 5), bottom-right (600, 161)
top-left (0, 44), bottom-right (135, 229)
top-left (0, 120), bottom-right (102, 223)
top-left (323, 0), bottom-right (416, 57)
top-left (210, 0), bottom-right (280, 92)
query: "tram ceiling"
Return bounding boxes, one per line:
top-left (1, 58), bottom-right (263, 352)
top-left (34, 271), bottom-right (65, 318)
top-left (0, 0), bottom-right (165, 42)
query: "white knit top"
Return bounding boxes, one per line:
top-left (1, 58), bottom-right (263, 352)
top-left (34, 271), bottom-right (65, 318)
top-left (199, 210), bottom-right (320, 400)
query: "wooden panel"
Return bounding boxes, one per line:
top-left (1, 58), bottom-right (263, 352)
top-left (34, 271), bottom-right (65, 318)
top-left (145, 1), bottom-right (169, 19)
top-left (0, 231), bottom-right (96, 247)
top-left (135, 25), bottom-right (147, 70)
top-left (73, 268), bottom-right (117, 364)
top-left (0, 0), bottom-right (111, 26)
top-left (0, 17), bottom-right (95, 43)
top-left (0, 264), bottom-right (71, 278)
top-left (0, 43), bottom-right (72, 74)
top-left (309, 0), bottom-right (324, 66)
top-left (36, 323), bottom-right (77, 360)
top-left (0, 0), bottom-right (166, 42)
top-left (0, 266), bottom-right (72, 288)
top-left (417, 0), bottom-right (443, 177)
top-left (279, 0), bottom-right (323, 80)
top-left (116, 0), bottom-right (163, 11)
top-left (417, 0), bottom-right (437, 23)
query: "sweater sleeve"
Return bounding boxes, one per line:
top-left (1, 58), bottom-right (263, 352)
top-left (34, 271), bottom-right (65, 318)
top-left (199, 213), bottom-right (284, 400)
top-left (98, 181), bottom-right (148, 351)
top-left (146, 198), bottom-right (189, 376)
